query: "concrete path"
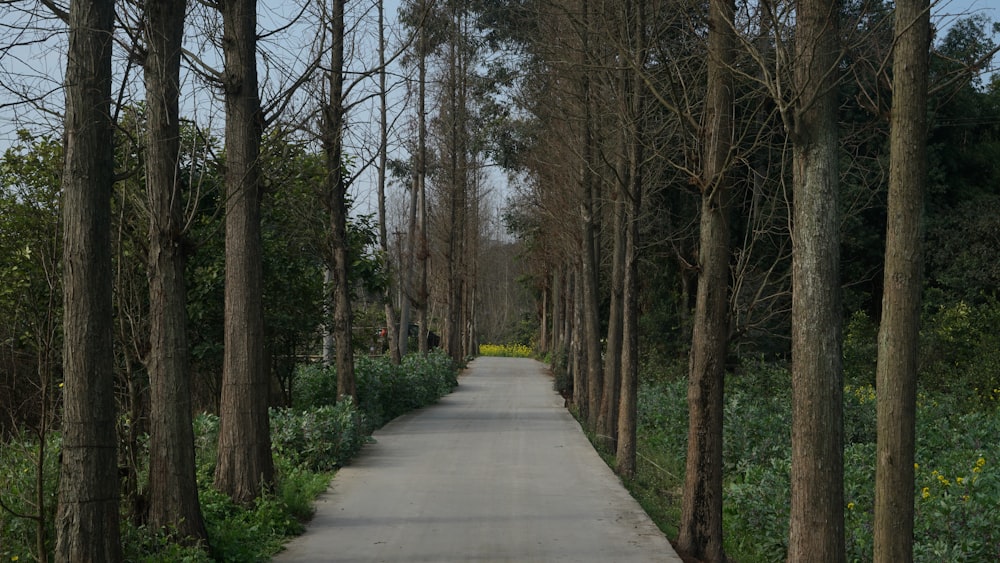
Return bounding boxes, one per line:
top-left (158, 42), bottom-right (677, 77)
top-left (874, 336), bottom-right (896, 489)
top-left (273, 356), bottom-right (682, 562)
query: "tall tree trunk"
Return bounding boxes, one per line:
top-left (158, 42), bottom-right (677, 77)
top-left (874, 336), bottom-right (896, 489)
top-left (325, 0), bottom-right (357, 398)
top-left (551, 267), bottom-right (562, 358)
top-left (599, 187), bottom-right (625, 450)
top-left (56, 0), bottom-right (121, 559)
top-left (214, 0), bottom-right (274, 505)
top-left (578, 0), bottom-right (603, 431)
top-left (143, 0), bottom-right (208, 541)
top-left (677, 0), bottom-right (734, 559)
top-left (873, 0), bottom-right (929, 560)
top-left (616, 57), bottom-right (644, 476)
top-left (570, 263), bottom-right (587, 413)
top-left (787, 0), bottom-right (844, 559)
top-left (540, 282), bottom-right (549, 354)
top-left (416, 2), bottom-right (430, 355)
top-left (376, 0), bottom-right (402, 365)
top-left (399, 175), bottom-right (417, 355)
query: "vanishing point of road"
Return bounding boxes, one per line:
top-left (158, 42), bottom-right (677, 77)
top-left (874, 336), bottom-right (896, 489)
top-left (273, 356), bottom-right (683, 562)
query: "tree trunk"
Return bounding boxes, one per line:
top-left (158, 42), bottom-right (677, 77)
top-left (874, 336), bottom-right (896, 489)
top-left (326, 0), bottom-right (357, 399)
top-left (570, 264), bottom-right (587, 414)
top-left (579, 0), bottom-right (602, 432)
top-left (377, 0), bottom-right (402, 365)
top-left (416, 5), bottom-right (430, 356)
top-left (616, 59), bottom-right (644, 476)
top-left (599, 189), bottom-right (625, 450)
top-left (873, 0), bottom-right (929, 560)
top-left (787, 0), bottom-right (844, 559)
top-left (144, 0), bottom-right (208, 541)
top-left (55, 0), bottom-right (122, 559)
top-left (551, 267), bottom-right (562, 358)
top-left (214, 0), bottom-right (274, 505)
top-left (677, 0), bottom-right (734, 559)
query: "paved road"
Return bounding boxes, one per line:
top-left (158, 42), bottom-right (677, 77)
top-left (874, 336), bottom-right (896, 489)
top-left (273, 356), bottom-right (682, 562)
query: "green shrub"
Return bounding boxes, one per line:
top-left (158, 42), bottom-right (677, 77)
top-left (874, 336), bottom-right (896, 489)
top-left (356, 350), bottom-right (458, 428)
top-left (291, 363), bottom-right (338, 410)
top-left (0, 431), bottom-right (59, 563)
top-left (270, 398), bottom-right (367, 472)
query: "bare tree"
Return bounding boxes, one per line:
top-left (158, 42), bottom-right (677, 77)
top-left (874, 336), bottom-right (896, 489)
top-left (214, 0), bottom-right (275, 505)
top-left (873, 0), bottom-right (930, 560)
top-left (787, 0), bottom-right (845, 559)
top-left (55, 0), bottom-right (122, 559)
top-left (142, 0), bottom-right (208, 540)
top-left (677, 0), bottom-right (735, 558)
top-left (323, 0), bottom-right (357, 398)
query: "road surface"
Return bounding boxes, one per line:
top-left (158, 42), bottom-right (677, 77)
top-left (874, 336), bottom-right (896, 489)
top-left (273, 356), bottom-right (682, 562)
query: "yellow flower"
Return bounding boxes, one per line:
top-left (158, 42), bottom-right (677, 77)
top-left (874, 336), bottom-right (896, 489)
top-left (977, 457), bottom-right (986, 468)
top-left (956, 476), bottom-right (965, 485)
top-left (847, 502), bottom-right (855, 511)
top-left (12, 556), bottom-right (20, 562)
top-left (921, 487), bottom-right (930, 499)
top-left (914, 463), bottom-right (919, 470)
top-left (58, 382), bottom-right (64, 388)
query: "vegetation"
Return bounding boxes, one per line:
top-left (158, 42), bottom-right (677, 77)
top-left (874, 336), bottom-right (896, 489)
top-left (608, 297), bottom-right (1000, 562)
top-left (0, 353), bottom-right (458, 562)
top-left (478, 343), bottom-right (534, 358)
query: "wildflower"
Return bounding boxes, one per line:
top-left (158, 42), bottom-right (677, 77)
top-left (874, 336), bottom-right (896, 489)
top-left (914, 463), bottom-right (919, 470)
top-left (58, 382), bottom-right (64, 388)
top-left (12, 556), bottom-right (19, 562)
top-left (921, 487), bottom-right (930, 499)
top-left (977, 457), bottom-right (986, 468)
top-left (957, 476), bottom-right (965, 485)
top-left (847, 502), bottom-right (855, 511)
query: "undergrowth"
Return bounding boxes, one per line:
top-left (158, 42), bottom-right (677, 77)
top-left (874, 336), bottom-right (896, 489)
top-left (1, 351), bottom-right (458, 563)
top-left (613, 347), bottom-right (1000, 562)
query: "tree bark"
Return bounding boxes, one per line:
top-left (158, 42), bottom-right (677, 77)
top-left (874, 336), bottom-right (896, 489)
top-left (873, 0), bottom-right (929, 560)
top-left (579, 0), bottom-right (603, 431)
top-left (377, 0), bottom-right (402, 365)
top-left (143, 0), bottom-right (208, 541)
top-left (599, 183), bottom-right (625, 450)
top-left (416, 1), bottom-right (430, 355)
top-left (616, 67), bottom-right (644, 480)
top-left (55, 0), bottom-right (122, 559)
top-left (678, 0), bottom-right (734, 559)
top-left (551, 267), bottom-right (562, 358)
top-left (787, 0), bottom-right (844, 559)
top-left (214, 0), bottom-right (275, 505)
top-left (325, 0), bottom-right (357, 399)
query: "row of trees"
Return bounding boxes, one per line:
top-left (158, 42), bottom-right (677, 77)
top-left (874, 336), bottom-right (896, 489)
top-left (1, 0), bottom-right (533, 560)
top-left (492, 0), bottom-right (998, 561)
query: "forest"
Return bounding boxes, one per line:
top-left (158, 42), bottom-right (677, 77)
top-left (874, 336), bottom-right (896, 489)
top-left (1, 0), bottom-right (999, 561)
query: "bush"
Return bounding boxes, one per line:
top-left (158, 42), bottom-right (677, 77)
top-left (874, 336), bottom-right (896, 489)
top-left (0, 431), bottom-right (59, 563)
top-left (356, 350), bottom-right (458, 428)
top-left (270, 399), bottom-right (367, 472)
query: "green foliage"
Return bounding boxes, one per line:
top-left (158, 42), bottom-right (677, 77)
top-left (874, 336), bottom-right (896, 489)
top-left (199, 486), bottom-right (300, 562)
top-left (0, 431), bottom-right (60, 563)
top-left (356, 351), bottom-right (459, 428)
top-left (919, 298), bottom-right (1000, 409)
top-left (270, 399), bottom-right (368, 472)
top-left (120, 524), bottom-right (213, 563)
top-left (626, 352), bottom-right (1000, 562)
